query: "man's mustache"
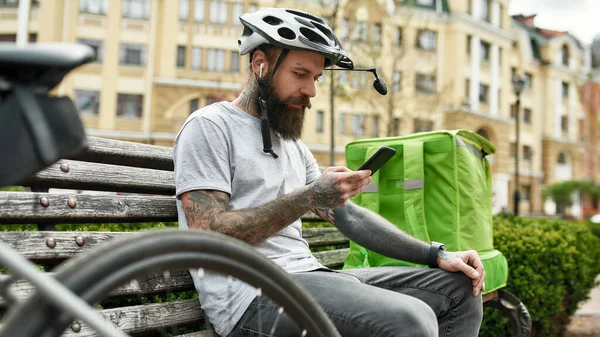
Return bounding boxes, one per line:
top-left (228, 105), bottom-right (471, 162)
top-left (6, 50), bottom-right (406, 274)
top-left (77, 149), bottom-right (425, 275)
top-left (282, 95), bottom-right (311, 109)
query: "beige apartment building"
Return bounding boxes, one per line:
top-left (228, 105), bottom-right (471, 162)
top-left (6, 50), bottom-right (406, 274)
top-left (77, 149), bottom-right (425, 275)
top-left (1, 0), bottom-right (598, 217)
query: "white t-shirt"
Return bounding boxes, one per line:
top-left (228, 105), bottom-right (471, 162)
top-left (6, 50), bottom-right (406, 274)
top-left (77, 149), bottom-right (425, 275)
top-left (173, 101), bottom-right (323, 336)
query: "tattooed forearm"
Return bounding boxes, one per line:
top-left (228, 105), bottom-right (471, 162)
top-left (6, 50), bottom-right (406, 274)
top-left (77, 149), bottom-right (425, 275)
top-left (182, 187), bottom-right (314, 245)
top-left (317, 202), bottom-right (431, 265)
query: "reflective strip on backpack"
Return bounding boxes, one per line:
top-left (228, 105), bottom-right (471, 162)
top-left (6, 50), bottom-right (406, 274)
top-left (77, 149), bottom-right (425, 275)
top-left (456, 137), bottom-right (483, 159)
top-left (404, 179), bottom-right (424, 190)
top-left (363, 183), bottom-right (379, 193)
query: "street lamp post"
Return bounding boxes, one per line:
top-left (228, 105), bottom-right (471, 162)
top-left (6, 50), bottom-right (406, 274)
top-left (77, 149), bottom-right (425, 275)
top-left (512, 74), bottom-right (525, 216)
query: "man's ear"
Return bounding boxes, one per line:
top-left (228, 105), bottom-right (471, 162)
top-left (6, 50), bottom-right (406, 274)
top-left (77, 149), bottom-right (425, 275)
top-left (251, 50), bottom-right (269, 78)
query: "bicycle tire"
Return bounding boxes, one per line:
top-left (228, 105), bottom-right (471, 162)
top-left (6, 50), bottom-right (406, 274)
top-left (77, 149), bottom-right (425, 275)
top-left (0, 229), bottom-right (340, 337)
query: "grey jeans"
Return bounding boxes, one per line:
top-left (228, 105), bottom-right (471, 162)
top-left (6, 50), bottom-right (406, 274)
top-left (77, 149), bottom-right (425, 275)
top-left (228, 267), bottom-right (483, 337)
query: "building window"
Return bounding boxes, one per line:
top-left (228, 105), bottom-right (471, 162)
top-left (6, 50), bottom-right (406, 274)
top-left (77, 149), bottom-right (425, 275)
top-left (480, 41), bottom-right (490, 61)
top-left (190, 98), bottom-right (199, 115)
top-left (466, 35), bottom-right (471, 54)
top-left (416, 73), bottom-right (436, 94)
top-left (416, 0), bottom-right (434, 5)
top-left (191, 47), bottom-right (202, 70)
top-left (248, 3), bottom-right (258, 12)
top-left (510, 142), bottom-right (516, 158)
top-left (338, 71), bottom-right (347, 84)
top-left (230, 51), bottom-right (240, 72)
top-left (562, 81), bottom-right (569, 98)
top-left (232, 2), bottom-right (243, 25)
top-left (210, 0), bottom-right (227, 24)
top-left (393, 118), bottom-right (401, 136)
top-left (177, 46), bottom-right (186, 68)
top-left (416, 29), bottom-right (436, 51)
top-left (373, 23), bottom-right (382, 44)
top-left (523, 108), bottom-right (532, 124)
top-left (524, 73), bottom-right (533, 89)
top-left (558, 152), bottom-right (567, 164)
top-left (352, 72), bottom-right (367, 89)
top-left (465, 79), bottom-right (470, 101)
top-left (510, 104), bottom-right (516, 120)
top-left (79, 0), bottom-right (107, 14)
top-left (340, 19), bottom-right (349, 40)
top-left (206, 96), bottom-right (219, 105)
top-left (371, 115), bottom-right (379, 137)
top-left (396, 27), bottom-right (403, 46)
top-left (353, 21), bottom-right (368, 42)
top-left (116, 94), bottom-right (143, 118)
top-left (78, 39), bottom-right (103, 62)
top-left (122, 0), bottom-right (150, 19)
top-left (523, 145), bottom-right (533, 161)
top-left (481, 0), bottom-right (490, 22)
top-left (522, 184), bottom-right (531, 201)
top-left (179, 0), bottom-right (189, 20)
top-left (194, 0), bottom-right (205, 21)
top-left (351, 114), bottom-right (364, 136)
top-left (74, 90), bottom-right (100, 115)
top-left (393, 71), bottom-right (402, 92)
top-left (561, 116), bottom-right (568, 132)
top-left (119, 44), bottom-right (147, 66)
top-left (561, 44), bottom-right (569, 66)
top-left (207, 49), bottom-right (225, 72)
top-left (338, 113), bottom-right (346, 135)
top-left (414, 118), bottom-right (433, 133)
top-left (316, 110), bottom-right (324, 134)
top-left (0, 0), bottom-right (18, 6)
top-left (479, 83), bottom-right (489, 103)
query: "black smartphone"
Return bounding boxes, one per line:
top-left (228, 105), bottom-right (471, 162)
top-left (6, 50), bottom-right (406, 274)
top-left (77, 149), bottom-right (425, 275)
top-left (358, 146), bottom-right (396, 176)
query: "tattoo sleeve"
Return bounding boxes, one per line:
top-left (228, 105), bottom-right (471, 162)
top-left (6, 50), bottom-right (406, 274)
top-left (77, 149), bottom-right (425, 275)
top-left (182, 187), bottom-right (314, 245)
top-left (313, 202), bottom-right (430, 265)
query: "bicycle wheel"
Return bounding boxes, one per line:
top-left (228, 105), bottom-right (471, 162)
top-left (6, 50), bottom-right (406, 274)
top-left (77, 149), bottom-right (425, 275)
top-left (0, 229), bottom-right (340, 337)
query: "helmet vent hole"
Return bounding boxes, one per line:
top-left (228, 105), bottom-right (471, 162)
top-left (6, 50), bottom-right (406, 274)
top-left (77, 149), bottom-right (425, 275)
top-left (263, 15), bottom-right (283, 25)
top-left (294, 17), bottom-right (315, 28)
top-left (278, 27), bottom-right (297, 40)
top-left (299, 27), bottom-right (328, 46)
top-left (312, 21), bottom-right (334, 40)
top-left (285, 9), bottom-right (325, 24)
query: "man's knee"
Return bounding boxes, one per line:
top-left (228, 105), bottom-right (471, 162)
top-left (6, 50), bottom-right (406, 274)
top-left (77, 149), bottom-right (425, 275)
top-left (446, 271), bottom-right (484, 320)
top-left (379, 299), bottom-right (438, 337)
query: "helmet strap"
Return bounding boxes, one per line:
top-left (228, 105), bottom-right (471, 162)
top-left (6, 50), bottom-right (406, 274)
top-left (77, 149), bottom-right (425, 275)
top-left (258, 48), bottom-right (289, 159)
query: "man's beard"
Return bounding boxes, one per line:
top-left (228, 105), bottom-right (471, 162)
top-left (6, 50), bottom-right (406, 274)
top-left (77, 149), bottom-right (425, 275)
top-left (257, 78), bottom-right (311, 141)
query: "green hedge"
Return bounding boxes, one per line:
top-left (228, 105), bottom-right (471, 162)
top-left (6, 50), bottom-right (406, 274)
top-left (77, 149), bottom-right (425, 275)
top-left (479, 216), bottom-right (600, 337)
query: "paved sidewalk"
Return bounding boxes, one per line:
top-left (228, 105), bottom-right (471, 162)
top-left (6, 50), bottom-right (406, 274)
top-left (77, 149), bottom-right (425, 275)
top-left (565, 276), bottom-right (600, 337)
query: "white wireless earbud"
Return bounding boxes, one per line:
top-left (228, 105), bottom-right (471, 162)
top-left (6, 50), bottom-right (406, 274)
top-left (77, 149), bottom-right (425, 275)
top-left (259, 63), bottom-right (264, 79)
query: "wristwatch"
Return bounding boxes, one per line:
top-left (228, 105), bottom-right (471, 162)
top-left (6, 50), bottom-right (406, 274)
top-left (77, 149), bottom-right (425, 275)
top-left (428, 241), bottom-right (446, 268)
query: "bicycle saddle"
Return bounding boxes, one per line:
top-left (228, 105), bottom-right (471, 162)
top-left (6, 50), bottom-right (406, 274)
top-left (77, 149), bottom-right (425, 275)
top-left (0, 42), bottom-right (95, 90)
top-left (0, 43), bottom-right (93, 187)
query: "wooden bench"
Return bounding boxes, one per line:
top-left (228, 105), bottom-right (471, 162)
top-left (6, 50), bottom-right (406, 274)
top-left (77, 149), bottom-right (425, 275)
top-left (0, 137), bottom-right (528, 337)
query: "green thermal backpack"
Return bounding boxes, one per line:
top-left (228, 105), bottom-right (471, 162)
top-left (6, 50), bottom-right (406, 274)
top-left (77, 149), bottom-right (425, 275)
top-left (343, 130), bottom-right (508, 294)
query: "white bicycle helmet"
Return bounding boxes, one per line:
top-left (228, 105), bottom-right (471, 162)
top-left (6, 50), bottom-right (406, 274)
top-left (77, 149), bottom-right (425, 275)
top-left (238, 8), bottom-right (353, 69)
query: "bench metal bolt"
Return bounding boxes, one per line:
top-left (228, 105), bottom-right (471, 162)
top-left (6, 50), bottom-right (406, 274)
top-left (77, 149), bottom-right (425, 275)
top-left (71, 321), bottom-right (81, 333)
top-left (60, 163), bottom-right (69, 173)
top-left (46, 238), bottom-right (56, 249)
top-left (40, 197), bottom-right (50, 207)
top-left (68, 198), bottom-right (77, 208)
top-left (75, 236), bottom-right (85, 247)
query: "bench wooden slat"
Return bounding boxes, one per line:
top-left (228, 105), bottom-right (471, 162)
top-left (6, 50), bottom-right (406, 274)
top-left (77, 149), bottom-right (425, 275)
top-left (0, 193), bottom-right (177, 224)
top-left (61, 299), bottom-right (202, 337)
top-left (302, 227), bottom-right (348, 246)
top-left (22, 160), bottom-right (175, 195)
top-left (313, 248), bottom-right (349, 268)
top-left (69, 137), bottom-right (174, 171)
top-left (0, 271), bottom-right (194, 307)
top-left (0, 193), bottom-right (326, 225)
top-left (0, 230), bottom-right (348, 260)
